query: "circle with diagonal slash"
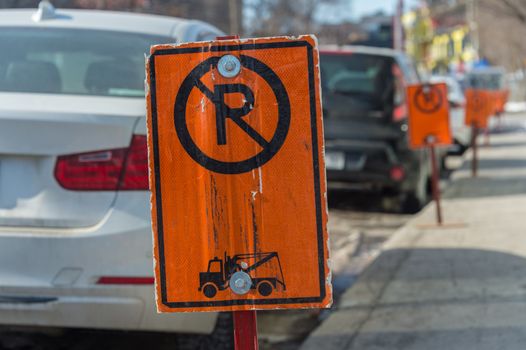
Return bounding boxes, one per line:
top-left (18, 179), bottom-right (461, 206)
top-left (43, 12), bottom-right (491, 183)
top-left (174, 55), bottom-right (291, 174)
top-left (414, 85), bottom-right (443, 114)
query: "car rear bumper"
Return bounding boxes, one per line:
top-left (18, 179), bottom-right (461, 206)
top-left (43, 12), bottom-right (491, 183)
top-left (0, 192), bottom-right (218, 334)
top-left (325, 139), bottom-right (407, 192)
top-left (327, 169), bottom-right (402, 191)
top-left (0, 286), bottom-right (216, 333)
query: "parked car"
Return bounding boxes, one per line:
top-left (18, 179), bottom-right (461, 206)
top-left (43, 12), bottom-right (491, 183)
top-left (320, 45), bottom-right (432, 211)
top-left (430, 75), bottom-right (470, 153)
top-left (0, 2), bottom-right (229, 347)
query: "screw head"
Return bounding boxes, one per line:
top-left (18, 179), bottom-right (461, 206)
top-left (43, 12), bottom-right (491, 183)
top-left (217, 54), bottom-right (241, 78)
top-left (229, 271), bottom-right (252, 295)
top-left (234, 278), bottom-right (245, 288)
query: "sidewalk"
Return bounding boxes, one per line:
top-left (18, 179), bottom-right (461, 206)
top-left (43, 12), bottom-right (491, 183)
top-left (301, 114), bottom-right (526, 350)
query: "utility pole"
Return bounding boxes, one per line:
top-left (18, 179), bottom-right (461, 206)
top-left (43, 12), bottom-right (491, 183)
top-left (393, 0), bottom-right (405, 51)
top-left (467, 0), bottom-right (479, 59)
top-left (229, 0), bottom-right (241, 36)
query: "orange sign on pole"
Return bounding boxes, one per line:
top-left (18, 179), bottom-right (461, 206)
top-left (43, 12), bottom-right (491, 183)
top-left (465, 89), bottom-right (492, 128)
top-left (146, 36), bottom-right (331, 312)
top-left (406, 83), bottom-right (452, 148)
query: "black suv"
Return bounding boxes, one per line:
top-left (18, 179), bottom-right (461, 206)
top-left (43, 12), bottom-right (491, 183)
top-left (320, 45), bottom-right (432, 210)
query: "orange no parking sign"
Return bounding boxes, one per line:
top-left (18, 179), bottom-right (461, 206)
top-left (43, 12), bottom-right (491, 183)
top-left (465, 89), bottom-right (492, 128)
top-left (146, 36), bottom-right (331, 312)
top-left (407, 83), bottom-right (452, 148)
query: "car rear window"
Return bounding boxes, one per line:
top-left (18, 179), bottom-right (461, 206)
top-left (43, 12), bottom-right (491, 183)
top-left (0, 27), bottom-right (172, 97)
top-left (320, 52), bottom-right (396, 118)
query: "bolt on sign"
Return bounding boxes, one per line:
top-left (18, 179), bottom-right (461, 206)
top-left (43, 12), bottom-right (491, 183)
top-left (406, 83), bottom-right (452, 148)
top-left (145, 36), bottom-right (331, 312)
top-left (465, 89), bottom-right (492, 129)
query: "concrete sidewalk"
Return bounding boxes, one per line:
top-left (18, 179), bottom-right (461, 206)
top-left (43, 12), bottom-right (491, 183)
top-left (302, 114), bottom-right (526, 350)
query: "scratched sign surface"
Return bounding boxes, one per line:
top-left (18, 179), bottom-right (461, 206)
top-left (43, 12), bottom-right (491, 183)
top-left (146, 36), bottom-right (331, 312)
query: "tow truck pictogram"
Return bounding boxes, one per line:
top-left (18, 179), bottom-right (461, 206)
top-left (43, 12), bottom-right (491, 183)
top-left (198, 252), bottom-right (286, 298)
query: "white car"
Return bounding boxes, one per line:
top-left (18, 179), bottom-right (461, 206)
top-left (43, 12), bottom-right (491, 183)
top-left (430, 75), bottom-right (471, 152)
top-left (0, 1), bottom-right (228, 342)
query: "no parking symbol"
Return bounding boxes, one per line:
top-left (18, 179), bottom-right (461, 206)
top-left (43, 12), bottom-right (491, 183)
top-left (174, 55), bottom-right (291, 174)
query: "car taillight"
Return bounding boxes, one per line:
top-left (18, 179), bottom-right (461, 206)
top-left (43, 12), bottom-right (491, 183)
top-left (393, 104), bottom-right (407, 122)
top-left (54, 135), bottom-right (148, 191)
top-left (390, 165), bottom-right (405, 182)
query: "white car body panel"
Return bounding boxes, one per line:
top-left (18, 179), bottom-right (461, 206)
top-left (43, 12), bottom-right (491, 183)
top-left (0, 8), bottom-right (214, 40)
top-left (0, 6), bottom-right (223, 334)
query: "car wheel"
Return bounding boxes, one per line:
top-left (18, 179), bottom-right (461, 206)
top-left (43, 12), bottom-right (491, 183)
top-left (203, 284), bottom-right (218, 298)
top-left (257, 281), bottom-right (273, 296)
top-left (402, 161), bottom-right (429, 213)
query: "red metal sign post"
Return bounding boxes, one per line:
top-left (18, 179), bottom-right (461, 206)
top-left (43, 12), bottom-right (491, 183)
top-left (428, 144), bottom-right (443, 225)
top-left (234, 310), bottom-right (259, 350)
top-left (471, 123), bottom-right (478, 177)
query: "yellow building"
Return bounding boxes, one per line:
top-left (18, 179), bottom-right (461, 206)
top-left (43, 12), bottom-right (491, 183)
top-left (403, 5), bottom-right (477, 74)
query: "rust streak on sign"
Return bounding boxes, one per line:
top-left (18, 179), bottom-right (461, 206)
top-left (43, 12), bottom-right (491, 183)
top-left (145, 36), bottom-right (331, 312)
top-left (407, 83), bottom-right (452, 148)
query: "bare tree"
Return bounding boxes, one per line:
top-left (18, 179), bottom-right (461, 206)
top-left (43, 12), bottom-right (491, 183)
top-left (476, 0), bottom-right (526, 70)
top-left (480, 0), bottom-right (526, 24)
top-left (246, 0), bottom-right (348, 37)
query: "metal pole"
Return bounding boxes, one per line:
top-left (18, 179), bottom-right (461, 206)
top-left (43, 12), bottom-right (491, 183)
top-left (471, 123), bottom-right (478, 177)
top-left (234, 310), bottom-right (259, 350)
top-left (429, 145), bottom-right (443, 225)
top-left (228, 0), bottom-right (240, 36)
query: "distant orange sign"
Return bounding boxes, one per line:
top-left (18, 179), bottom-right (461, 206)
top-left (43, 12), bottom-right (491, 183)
top-left (465, 89), bottom-right (492, 128)
top-left (146, 36), bottom-right (331, 312)
top-left (407, 83), bottom-right (452, 148)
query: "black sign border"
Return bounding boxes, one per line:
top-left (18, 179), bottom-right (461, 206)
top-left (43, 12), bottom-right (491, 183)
top-left (149, 39), bottom-right (326, 308)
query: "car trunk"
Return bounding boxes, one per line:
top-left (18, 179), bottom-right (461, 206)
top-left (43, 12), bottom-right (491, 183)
top-left (323, 93), bottom-right (402, 141)
top-left (0, 93), bottom-right (142, 228)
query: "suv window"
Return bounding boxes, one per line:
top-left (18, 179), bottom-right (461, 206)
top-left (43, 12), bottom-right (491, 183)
top-left (320, 52), bottom-right (395, 119)
top-left (0, 28), bottom-right (172, 97)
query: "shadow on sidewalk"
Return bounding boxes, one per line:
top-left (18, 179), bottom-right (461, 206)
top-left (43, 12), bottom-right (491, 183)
top-left (358, 247), bottom-right (526, 284)
top-left (443, 177), bottom-right (526, 199)
top-left (456, 158), bottom-right (526, 170)
top-left (304, 248), bottom-right (526, 350)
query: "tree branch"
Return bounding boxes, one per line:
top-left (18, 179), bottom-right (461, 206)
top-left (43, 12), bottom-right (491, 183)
top-left (481, 0), bottom-right (526, 23)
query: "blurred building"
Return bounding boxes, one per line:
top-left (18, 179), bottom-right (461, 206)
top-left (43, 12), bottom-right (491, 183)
top-left (404, 0), bottom-right (526, 74)
top-left (403, 1), bottom-right (476, 74)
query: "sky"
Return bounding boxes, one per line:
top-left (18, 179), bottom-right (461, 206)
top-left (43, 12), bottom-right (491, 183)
top-left (316, 0), bottom-right (421, 23)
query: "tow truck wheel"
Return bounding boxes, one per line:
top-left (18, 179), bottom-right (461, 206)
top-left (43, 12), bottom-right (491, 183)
top-left (203, 283), bottom-right (217, 298)
top-left (257, 281), bottom-right (273, 296)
